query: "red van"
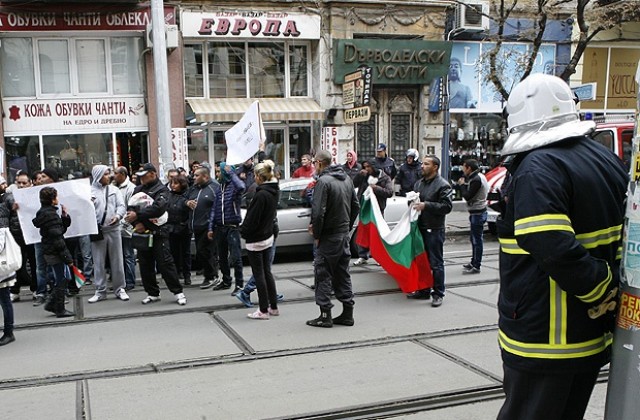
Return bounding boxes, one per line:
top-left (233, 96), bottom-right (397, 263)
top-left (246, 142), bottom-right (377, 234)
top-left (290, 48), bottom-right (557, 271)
top-left (485, 120), bottom-right (636, 233)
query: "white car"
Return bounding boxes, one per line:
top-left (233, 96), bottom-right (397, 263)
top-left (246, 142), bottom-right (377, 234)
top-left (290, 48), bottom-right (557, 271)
top-left (241, 177), bottom-right (410, 254)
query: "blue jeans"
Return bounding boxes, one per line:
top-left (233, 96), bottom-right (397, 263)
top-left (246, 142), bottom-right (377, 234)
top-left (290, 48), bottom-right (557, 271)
top-left (121, 236), bottom-right (137, 288)
top-left (216, 226), bottom-right (243, 288)
top-left (0, 287), bottom-right (14, 335)
top-left (421, 228), bottom-right (445, 298)
top-left (469, 211), bottom-right (487, 269)
top-left (34, 243), bottom-right (52, 296)
top-left (244, 243), bottom-right (276, 295)
top-left (49, 263), bottom-right (70, 288)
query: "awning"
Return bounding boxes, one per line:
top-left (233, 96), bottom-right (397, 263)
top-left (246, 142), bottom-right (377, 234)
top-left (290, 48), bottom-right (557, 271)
top-left (188, 98), bottom-right (325, 122)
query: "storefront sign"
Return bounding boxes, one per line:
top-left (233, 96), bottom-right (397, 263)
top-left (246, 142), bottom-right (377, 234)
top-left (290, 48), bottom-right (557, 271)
top-left (171, 128), bottom-right (188, 170)
top-left (181, 11), bottom-right (320, 39)
top-left (572, 83), bottom-right (597, 102)
top-left (0, 5), bottom-right (175, 31)
top-left (2, 98), bottom-right (148, 134)
top-left (581, 47), bottom-right (640, 111)
top-left (343, 106), bottom-right (371, 124)
top-left (322, 126), bottom-right (339, 165)
top-left (342, 67), bottom-right (372, 107)
top-left (333, 39), bottom-right (452, 85)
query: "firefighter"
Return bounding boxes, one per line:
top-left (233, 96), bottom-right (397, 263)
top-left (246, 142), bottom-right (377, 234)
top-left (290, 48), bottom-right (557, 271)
top-left (496, 74), bottom-right (628, 420)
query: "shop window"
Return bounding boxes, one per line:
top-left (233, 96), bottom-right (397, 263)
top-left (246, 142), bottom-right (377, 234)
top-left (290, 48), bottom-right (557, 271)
top-left (38, 39), bottom-right (71, 94)
top-left (208, 42), bottom-right (246, 98)
top-left (2, 36), bottom-right (142, 98)
top-left (249, 42), bottom-right (285, 98)
top-left (264, 128), bottom-right (286, 176)
top-left (111, 37), bottom-right (143, 95)
top-left (4, 136), bottom-right (40, 182)
top-left (1, 38), bottom-right (36, 97)
top-left (184, 44), bottom-right (204, 97)
top-left (289, 45), bottom-right (308, 96)
top-left (42, 134), bottom-right (112, 180)
top-left (76, 39), bottom-right (107, 93)
top-left (184, 41), bottom-right (309, 99)
top-left (289, 126), bottom-right (311, 174)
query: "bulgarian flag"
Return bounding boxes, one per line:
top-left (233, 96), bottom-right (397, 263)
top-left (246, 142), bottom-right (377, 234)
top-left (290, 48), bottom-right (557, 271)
top-left (72, 266), bottom-right (86, 289)
top-left (356, 188), bottom-right (433, 292)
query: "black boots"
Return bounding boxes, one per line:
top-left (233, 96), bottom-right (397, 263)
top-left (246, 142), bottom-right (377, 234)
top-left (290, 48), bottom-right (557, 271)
top-left (333, 304), bottom-right (355, 326)
top-left (43, 294), bottom-right (56, 313)
top-left (0, 332), bottom-right (15, 346)
top-left (306, 307), bottom-right (332, 328)
top-left (54, 280), bottom-right (74, 318)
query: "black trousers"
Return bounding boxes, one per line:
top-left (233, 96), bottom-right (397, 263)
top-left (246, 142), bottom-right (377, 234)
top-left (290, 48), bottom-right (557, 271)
top-left (169, 230), bottom-right (192, 281)
top-left (138, 234), bottom-right (183, 296)
top-left (10, 236), bottom-right (36, 294)
top-left (247, 248), bottom-right (277, 313)
top-left (194, 229), bottom-right (218, 280)
top-left (313, 233), bottom-right (354, 309)
top-left (497, 364), bottom-right (599, 420)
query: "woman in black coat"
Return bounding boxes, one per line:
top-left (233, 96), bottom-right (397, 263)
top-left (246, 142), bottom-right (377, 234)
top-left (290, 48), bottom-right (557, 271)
top-left (241, 160), bottom-right (280, 320)
top-left (167, 175), bottom-right (192, 286)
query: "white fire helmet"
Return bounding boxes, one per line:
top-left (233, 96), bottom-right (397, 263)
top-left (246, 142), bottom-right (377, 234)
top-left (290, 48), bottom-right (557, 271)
top-left (406, 148), bottom-right (419, 160)
top-left (501, 73), bottom-right (594, 155)
top-left (507, 73), bottom-right (576, 129)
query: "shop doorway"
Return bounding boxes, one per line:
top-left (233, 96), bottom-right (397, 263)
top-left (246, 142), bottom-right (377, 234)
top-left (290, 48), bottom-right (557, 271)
top-left (116, 132), bottom-right (148, 174)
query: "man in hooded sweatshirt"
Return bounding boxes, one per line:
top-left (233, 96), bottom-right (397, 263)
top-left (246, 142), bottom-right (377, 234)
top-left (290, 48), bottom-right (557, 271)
top-left (88, 165), bottom-right (129, 303)
top-left (208, 162), bottom-right (245, 294)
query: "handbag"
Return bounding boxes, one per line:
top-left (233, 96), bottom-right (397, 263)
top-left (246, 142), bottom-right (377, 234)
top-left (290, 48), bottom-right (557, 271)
top-left (90, 188), bottom-right (108, 242)
top-left (131, 231), bottom-right (154, 249)
top-left (0, 227), bottom-right (22, 278)
top-left (59, 140), bottom-right (78, 161)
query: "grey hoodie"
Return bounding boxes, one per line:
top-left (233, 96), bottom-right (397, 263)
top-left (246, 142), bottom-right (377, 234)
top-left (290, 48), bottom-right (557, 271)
top-left (91, 165), bottom-right (125, 233)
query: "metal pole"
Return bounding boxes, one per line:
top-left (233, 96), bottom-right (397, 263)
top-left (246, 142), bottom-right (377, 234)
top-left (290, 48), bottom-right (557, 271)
top-left (150, 0), bottom-right (173, 181)
top-left (604, 60), bottom-right (640, 420)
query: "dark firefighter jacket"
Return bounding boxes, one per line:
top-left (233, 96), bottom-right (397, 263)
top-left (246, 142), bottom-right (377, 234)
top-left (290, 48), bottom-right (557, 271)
top-left (496, 136), bottom-right (628, 373)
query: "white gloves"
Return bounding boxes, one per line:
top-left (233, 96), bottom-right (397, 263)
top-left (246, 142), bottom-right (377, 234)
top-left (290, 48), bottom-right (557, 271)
top-left (367, 176), bottom-right (379, 186)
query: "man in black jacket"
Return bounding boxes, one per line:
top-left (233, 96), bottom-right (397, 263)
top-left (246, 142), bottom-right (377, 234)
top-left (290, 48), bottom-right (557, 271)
top-left (307, 150), bottom-right (360, 328)
top-left (186, 167), bottom-right (221, 289)
top-left (125, 163), bottom-right (186, 306)
top-left (407, 155), bottom-right (453, 307)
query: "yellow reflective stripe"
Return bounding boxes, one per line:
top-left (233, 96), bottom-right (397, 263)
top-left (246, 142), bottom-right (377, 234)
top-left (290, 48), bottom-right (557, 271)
top-left (575, 225), bottom-right (622, 249)
top-left (499, 238), bottom-right (530, 255)
top-left (514, 214), bottom-right (574, 236)
top-left (576, 264), bottom-right (612, 303)
top-left (498, 329), bottom-right (613, 359)
top-left (617, 246), bottom-right (622, 261)
top-left (549, 279), bottom-right (567, 345)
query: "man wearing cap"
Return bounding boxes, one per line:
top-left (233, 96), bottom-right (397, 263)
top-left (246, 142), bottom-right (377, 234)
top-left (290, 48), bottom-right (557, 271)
top-left (351, 158), bottom-right (393, 266)
top-left (125, 163), bottom-right (187, 306)
top-left (374, 143), bottom-right (397, 181)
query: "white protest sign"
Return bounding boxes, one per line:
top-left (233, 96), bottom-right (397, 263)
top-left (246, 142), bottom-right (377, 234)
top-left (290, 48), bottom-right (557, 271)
top-left (224, 100), bottom-right (265, 165)
top-left (13, 178), bottom-right (98, 245)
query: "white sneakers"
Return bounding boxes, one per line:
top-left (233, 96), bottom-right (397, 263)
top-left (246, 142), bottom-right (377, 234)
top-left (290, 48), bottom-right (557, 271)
top-left (140, 294), bottom-right (187, 305)
top-left (9, 293), bottom-right (20, 302)
top-left (88, 294), bottom-right (106, 303)
top-left (353, 258), bottom-right (368, 266)
top-left (116, 289), bottom-right (130, 301)
top-left (141, 295), bottom-right (161, 305)
top-left (175, 293), bottom-right (187, 306)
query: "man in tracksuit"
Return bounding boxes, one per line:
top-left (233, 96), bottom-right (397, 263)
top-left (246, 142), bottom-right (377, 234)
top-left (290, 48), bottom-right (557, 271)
top-left (458, 159), bottom-right (488, 274)
top-left (496, 74), bottom-right (627, 420)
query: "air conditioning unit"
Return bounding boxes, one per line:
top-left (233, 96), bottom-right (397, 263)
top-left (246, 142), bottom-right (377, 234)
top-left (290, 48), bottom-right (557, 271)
top-left (456, 2), bottom-right (490, 32)
top-left (146, 24), bottom-right (179, 49)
